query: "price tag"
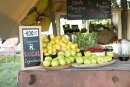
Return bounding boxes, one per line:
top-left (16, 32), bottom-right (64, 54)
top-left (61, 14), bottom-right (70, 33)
top-left (23, 29), bottom-right (38, 37)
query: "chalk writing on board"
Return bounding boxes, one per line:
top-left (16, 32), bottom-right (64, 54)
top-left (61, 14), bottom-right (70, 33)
top-left (71, 0), bottom-right (84, 5)
top-left (67, 0), bottom-right (111, 19)
top-left (22, 29), bottom-right (41, 67)
top-left (25, 58), bottom-right (41, 65)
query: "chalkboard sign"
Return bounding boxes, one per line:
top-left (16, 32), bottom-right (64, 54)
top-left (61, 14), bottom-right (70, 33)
top-left (19, 26), bottom-right (43, 69)
top-left (67, 0), bottom-right (111, 20)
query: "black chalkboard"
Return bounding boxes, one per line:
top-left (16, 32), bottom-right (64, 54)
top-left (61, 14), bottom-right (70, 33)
top-left (19, 26), bottom-right (42, 69)
top-left (67, 0), bottom-right (111, 20)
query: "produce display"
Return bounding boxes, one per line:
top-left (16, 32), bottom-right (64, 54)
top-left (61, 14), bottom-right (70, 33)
top-left (41, 35), bottom-right (80, 56)
top-left (84, 47), bottom-right (105, 56)
top-left (19, 0), bottom-right (117, 70)
top-left (21, 0), bottom-right (64, 31)
top-left (36, 0), bottom-right (49, 15)
top-left (43, 51), bottom-right (76, 67)
top-left (42, 50), bottom-right (113, 68)
top-left (75, 51), bottom-right (112, 65)
top-left (75, 32), bottom-right (98, 50)
top-left (85, 47), bottom-right (104, 53)
top-left (41, 34), bottom-right (114, 69)
top-left (22, 11), bottom-right (38, 26)
top-left (39, 16), bottom-right (51, 31)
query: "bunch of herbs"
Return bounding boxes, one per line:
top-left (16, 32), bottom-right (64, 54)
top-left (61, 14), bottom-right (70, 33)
top-left (75, 32), bottom-right (98, 50)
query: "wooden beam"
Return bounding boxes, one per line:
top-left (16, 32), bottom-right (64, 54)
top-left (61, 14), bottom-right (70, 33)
top-left (49, 0), bottom-right (57, 36)
top-left (121, 0), bottom-right (128, 39)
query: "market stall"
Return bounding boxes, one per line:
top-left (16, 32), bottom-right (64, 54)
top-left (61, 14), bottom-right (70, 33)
top-left (18, 33), bottom-right (130, 87)
top-left (17, 0), bottom-right (130, 87)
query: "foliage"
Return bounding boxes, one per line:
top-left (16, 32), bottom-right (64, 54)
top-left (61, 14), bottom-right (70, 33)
top-left (75, 32), bottom-right (98, 50)
top-left (0, 56), bottom-right (21, 87)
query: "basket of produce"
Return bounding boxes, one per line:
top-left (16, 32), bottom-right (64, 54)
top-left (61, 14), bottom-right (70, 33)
top-left (42, 51), bottom-right (78, 70)
top-left (72, 59), bottom-right (116, 68)
top-left (41, 34), bottom-right (82, 70)
top-left (72, 51), bottom-right (116, 68)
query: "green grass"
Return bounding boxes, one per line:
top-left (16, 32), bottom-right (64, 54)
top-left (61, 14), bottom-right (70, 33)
top-left (0, 55), bottom-right (21, 87)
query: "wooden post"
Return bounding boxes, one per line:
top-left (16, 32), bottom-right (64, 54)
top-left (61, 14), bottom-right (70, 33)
top-left (121, 0), bottom-right (128, 39)
top-left (49, 0), bottom-right (57, 36)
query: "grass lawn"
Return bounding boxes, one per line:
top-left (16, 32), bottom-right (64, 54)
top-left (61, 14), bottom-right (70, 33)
top-left (0, 55), bottom-right (21, 87)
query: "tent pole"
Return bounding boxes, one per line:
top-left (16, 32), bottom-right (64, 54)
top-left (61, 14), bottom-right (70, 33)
top-left (49, 0), bottom-right (57, 36)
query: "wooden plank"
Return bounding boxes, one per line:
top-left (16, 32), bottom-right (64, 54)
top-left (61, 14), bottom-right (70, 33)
top-left (18, 70), bottom-right (130, 87)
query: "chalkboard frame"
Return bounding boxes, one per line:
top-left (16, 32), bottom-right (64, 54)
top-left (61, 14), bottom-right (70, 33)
top-left (19, 26), bottom-right (43, 70)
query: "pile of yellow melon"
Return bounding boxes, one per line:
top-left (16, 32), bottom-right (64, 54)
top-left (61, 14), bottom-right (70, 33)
top-left (41, 35), bottom-right (80, 56)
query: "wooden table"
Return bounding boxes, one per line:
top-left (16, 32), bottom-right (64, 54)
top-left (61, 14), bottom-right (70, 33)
top-left (18, 59), bottom-right (130, 87)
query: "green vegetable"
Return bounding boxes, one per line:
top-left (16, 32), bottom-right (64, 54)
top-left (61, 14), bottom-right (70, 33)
top-left (75, 32), bottom-right (98, 49)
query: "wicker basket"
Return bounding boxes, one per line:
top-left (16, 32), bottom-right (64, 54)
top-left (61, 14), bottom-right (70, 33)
top-left (97, 31), bottom-right (117, 44)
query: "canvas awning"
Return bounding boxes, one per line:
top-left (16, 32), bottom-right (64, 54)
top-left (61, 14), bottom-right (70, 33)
top-left (0, 0), bottom-right (66, 39)
top-left (0, 0), bottom-right (37, 39)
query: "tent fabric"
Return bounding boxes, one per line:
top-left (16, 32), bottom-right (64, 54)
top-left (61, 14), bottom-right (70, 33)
top-left (0, 0), bottom-right (37, 39)
top-left (0, 0), bottom-right (66, 39)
